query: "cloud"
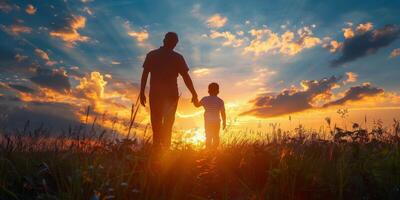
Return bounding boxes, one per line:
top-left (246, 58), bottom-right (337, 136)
top-left (1, 24), bottom-right (32, 36)
top-left (1, 69), bottom-right (145, 134)
top-left (111, 61), bottom-right (121, 65)
top-left (241, 76), bottom-right (340, 117)
top-left (0, 49), bottom-right (38, 75)
top-left (236, 68), bottom-right (276, 89)
top-left (34, 49), bottom-right (56, 66)
top-left (0, 102), bottom-right (80, 131)
top-left (344, 72), bottom-right (358, 83)
top-left (15, 54), bottom-right (28, 62)
top-left (34, 49), bottom-right (50, 61)
top-left (390, 48), bottom-right (400, 58)
top-left (192, 68), bottom-right (214, 77)
top-left (244, 26), bottom-right (321, 56)
top-left (75, 71), bottom-right (107, 109)
top-left (331, 24), bottom-right (400, 67)
top-left (342, 28), bottom-right (355, 39)
top-left (0, 1), bottom-right (17, 13)
top-left (127, 30), bottom-right (149, 42)
top-left (72, 71), bottom-right (139, 115)
top-left (30, 68), bottom-right (71, 93)
top-left (49, 15), bottom-right (89, 47)
top-left (323, 40), bottom-right (342, 53)
top-left (206, 14), bottom-right (228, 28)
top-left (25, 4), bottom-right (36, 15)
top-left (123, 21), bottom-right (149, 43)
top-left (323, 83), bottom-right (383, 107)
top-left (82, 7), bottom-right (93, 15)
top-left (107, 79), bottom-right (140, 101)
top-left (342, 23), bottom-right (374, 39)
top-left (209, 30), bottom-right (244, 47)
top-left (0, 82), bottom-right (36, 95)
top-left (8, 84), bottom-right (36, 94)
top-left (67, 66), bottom-right (85, 79)
top-left (356, 22), bottom-right (374, 33)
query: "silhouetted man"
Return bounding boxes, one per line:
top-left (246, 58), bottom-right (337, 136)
top-left (139, 32), bottom-right (198, 148)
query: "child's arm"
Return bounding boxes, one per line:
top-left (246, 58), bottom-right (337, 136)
top-left (193, 97), bottom-right (202, 108)
top-left (221, 103), bottom-right (226, 130)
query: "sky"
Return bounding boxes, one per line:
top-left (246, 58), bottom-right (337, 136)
top-left (0, 0), bottom-right (400, 136)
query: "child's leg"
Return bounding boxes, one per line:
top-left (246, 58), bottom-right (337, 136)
top-left (212, 123), bottom-right (220, 149)
top-left (205, 123), bottom-right (213, 149)
top-left (213, 130), bottom-right (220, 148)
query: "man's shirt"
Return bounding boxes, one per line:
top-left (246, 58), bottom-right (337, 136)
top-left (143, 46), bottom-right (189, 98)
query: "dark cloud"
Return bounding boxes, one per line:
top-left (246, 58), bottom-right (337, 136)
top-left (0, 1), bottom-right (18, 13)
top-left (0, 102), bottom-right (80, 132)
top-left (0, 94), bottom-right (21, 102)
top-left (0, 82), bottom-right (30, 100)
top-left (331, 25), bottom-right (400, 67)
top-left (8, 84), bottom-right (36, 94)
top-left (67, 66), bottom-right (85, 79)
top-left (30, 68), bottom-right (71, 93)
top-left (0, 47), bottom-right (38, 75)
top-left (109, 80), bottom-right (140, 99)
top-left (241, 76), bottom-right (341, 117)
top-left (323, 83), bottom-right (384, 107)
top-left (0, 47), bottom-right (16, 64)
top-left (49, 15), bottom-right (89, 47)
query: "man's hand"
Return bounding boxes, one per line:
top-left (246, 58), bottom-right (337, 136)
top-left (140, 92), bottom-right (146, 106)
top-left (181, 72), bottom-right (198, 104)
top-left (191, 94), bottom-right (198, 103)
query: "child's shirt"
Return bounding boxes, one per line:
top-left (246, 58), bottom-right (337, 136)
top-left (199, 95), bottom-right (225, 123)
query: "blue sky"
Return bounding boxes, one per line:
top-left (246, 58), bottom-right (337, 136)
top-left (0, 0), bottom-right (399, 131)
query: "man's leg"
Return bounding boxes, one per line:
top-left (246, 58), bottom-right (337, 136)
top-left (161, 97), bottom-right (178, 148)
top-left (149, 96), bottom-right (163, 147)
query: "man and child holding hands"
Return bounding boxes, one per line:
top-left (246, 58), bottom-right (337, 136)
top-left (139, 32), bottom-right (226, 149)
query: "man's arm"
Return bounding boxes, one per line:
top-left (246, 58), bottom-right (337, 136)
top-left (181, 72), bottom-right (198, 102)
top-left (221, 104), bottom-right (226, 130)
top-left (193, 98), bottom-right (202, 108)
top-left (139, 68), bottom-right (150, 106)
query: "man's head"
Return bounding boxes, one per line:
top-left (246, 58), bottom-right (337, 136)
top-left (208, 82), bottom-right (219, 96)
top-left (163, 32), bottom-right (179, 49)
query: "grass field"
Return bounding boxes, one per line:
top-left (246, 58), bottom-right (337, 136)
top-left (1, 117), bottom-right (400, 200)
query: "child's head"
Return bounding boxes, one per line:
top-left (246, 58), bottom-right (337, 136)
top-left (208, 82), bottom-right (219, 96)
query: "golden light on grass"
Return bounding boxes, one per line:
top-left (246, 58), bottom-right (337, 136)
top-left (175, 128), bottom-right (206, 148)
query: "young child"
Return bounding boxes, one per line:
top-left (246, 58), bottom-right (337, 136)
top-left (194, 82), bottom-right (226, 149)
